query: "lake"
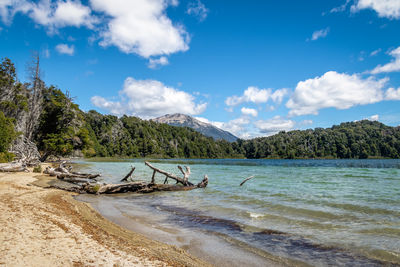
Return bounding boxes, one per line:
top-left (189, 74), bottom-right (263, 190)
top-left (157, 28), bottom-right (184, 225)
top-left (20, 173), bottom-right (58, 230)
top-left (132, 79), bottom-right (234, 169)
top-left (76, 159), bottom-right (400, 266)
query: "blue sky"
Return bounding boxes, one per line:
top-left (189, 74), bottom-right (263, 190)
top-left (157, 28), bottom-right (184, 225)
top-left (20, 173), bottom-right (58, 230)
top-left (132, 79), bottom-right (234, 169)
top-left (1, 0), bottom-right (400, 138)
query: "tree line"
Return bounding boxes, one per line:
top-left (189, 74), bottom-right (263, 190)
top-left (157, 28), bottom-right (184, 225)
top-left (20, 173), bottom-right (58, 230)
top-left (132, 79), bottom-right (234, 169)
top-left (1, 57), bottom-right (399, 162)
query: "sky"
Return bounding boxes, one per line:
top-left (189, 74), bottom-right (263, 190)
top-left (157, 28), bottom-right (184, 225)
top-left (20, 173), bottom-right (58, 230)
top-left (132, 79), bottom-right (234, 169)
top-left (1, 0), bottom-right (400, 139)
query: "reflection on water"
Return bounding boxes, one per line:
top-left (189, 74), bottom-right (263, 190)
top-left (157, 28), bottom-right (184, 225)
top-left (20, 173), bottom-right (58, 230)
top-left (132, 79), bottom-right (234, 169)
top-left (77, 159), bottom-right (400, 266)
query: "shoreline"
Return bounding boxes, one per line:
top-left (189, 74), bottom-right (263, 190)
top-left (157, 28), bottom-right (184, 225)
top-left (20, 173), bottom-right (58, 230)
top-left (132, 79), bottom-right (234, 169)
top-left (0, 169), bottom-right (211, 267)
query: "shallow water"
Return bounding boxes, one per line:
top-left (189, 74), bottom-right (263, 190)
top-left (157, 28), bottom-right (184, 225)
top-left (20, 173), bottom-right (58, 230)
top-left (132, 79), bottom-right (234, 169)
top-left (77, 159), bottom-right (400, 266)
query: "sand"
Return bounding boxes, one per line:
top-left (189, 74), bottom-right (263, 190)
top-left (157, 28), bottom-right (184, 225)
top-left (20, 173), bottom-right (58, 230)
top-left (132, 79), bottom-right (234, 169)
top-left (0, 168), bottom-right (211, 267)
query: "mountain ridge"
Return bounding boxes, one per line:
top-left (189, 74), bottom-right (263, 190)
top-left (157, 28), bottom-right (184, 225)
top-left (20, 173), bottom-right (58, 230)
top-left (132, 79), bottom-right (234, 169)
top-left (152, 113), bottom-right (238, 142)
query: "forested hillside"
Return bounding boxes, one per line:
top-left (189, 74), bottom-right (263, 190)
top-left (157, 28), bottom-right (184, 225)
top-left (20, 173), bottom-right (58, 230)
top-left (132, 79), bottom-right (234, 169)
top-left (238, 120), bottom-right (400, 159)
top-left (0, 57), bottom-right (238, 161)
top-left (1, 56), bottom-right (399, 162)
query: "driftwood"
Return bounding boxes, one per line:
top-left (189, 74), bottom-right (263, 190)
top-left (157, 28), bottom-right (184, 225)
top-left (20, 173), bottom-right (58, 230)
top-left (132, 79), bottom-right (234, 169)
top-left (145, 161), bottom-right (194, 186)
top-left (46, 161), bottom-right (208, 194)
top-left (44, 162), bottom-right (100, 182)
top-left (121, 166), bottom-right (135, 182)
top-left (0, 162), bottom-right (29, 172)
top-left (240, 175), bottom-right (254, 186)
top-left (83, 181), bottom-right (207, 195)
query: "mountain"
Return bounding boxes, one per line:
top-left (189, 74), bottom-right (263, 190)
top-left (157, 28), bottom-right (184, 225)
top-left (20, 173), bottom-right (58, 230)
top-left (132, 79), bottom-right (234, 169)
top-left (152, 113), bottom-right (238, 142)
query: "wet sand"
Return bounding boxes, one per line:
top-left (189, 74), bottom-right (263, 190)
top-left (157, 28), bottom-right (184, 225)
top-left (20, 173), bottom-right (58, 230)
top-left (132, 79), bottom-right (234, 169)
top-left (0, 169), bottom-right (210, 267)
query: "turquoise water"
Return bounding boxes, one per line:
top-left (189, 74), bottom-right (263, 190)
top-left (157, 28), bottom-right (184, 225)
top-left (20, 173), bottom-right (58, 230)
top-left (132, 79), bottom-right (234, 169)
top-left (78, 159), bottom-right (400, 266)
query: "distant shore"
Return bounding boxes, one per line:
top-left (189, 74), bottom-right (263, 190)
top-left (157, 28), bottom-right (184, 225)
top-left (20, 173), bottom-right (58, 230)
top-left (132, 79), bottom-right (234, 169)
top-left (0, 168), bottom-right (210, 267)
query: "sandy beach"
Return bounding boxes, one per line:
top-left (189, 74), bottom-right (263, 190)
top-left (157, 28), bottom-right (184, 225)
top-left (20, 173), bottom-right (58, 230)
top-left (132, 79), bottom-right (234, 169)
top-left (0, 168), bottom-right (211, 267)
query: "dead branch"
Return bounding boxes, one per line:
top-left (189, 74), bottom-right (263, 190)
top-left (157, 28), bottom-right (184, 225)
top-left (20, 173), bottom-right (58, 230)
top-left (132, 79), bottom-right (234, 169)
top-left (240, 175), bottom-right (254, 186)
top-left (145, 161), bottom-right (194, 186)
top-left (121, 166), bottom-right (135, 182)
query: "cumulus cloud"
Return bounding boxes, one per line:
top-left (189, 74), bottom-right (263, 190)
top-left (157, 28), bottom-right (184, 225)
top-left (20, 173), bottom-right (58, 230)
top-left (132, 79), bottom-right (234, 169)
top-left (91, 77), bottom-right (206, 118)
top-left (254, 116), bottom-right (295, 136)
top-left (241, 107), bottom-right (258, 117)
top-left (148, 56), bottom-right (169, 69)
top-left (196, 116), bottom-right (251, 139)
top-left (55, 43), bottom-right (74, 55)
top-left (366, 114), bottom-right (379, 121)
top-left (225, 87), bottom-right (288, 107)
top-left (187, 0), bottom-right (208, 21)
top-left (385, 87), bottom-right (400, 100)
top-left (351, 0), bottom-right (400, 19)
top-left (310, 27), bottom-right (330, 41)
top-left (286, 71), bottom-right (388, 116)
top-left (370, 46), bottom-right (400, 74)
top-left (90, 0), bottom-right (189, 58)
top-left (1, 0), bottom-right (190, 59)
top-left (0, 0), bottom-right (96, 32)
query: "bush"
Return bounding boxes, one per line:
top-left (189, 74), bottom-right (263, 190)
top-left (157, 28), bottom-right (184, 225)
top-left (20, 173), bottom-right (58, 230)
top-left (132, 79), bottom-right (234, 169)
top-left (33, 165), bottom-right (42, 173)
top-left (0, 152), bottom-right (15, 163)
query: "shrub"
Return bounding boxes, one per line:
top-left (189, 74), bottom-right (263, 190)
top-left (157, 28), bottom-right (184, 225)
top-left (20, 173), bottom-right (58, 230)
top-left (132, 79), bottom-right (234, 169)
top-left (33, 165), bottom-right (42, 173)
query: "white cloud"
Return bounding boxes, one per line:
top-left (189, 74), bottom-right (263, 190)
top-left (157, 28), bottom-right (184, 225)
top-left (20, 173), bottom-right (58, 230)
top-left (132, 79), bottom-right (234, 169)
top-left (370, 46), bottom-right (400, 74)
top-left (225, 87), bottom-right (288, 107)
top-left (187, 0), bottom-right (208, 21)
top-left (286, 71), bottom-right (387, 116)
top-left (7, 0), bottom-right (97, 32)
top-left (0, 0), bottom-right (31, 24)
top-left (90, 0), bottom-right (189, 58)
top-left (1, 0), bottom-right (189, 60)
top-left (241, 107), bottom-right (258, 117)
top-left (195, 116), bottom-right (251, 139)
top-left (385, 87), bottom-right (400, 100)
top-left (148, 56), bottom-right (169, 69)
top-left (91, 77), bottom-right (206, 118)
top-left (351, 0), bottom-right (400, 19)
top-left (310, 27), bottom-right (330, 41)
top-left (55, 43), bottom-right (74, 55)
top-left (271, 88), bottom-right (288, 104)
top-left (370, 48), bottom-right (381, 56)
top-left (330, 0), bottom-right (351, 13)
top-left (300, 119), bottom-right (313, 126)
top-left (367, 114), bottom-right (379, 121)
top-left (254, 116), bottom-right (295, 136)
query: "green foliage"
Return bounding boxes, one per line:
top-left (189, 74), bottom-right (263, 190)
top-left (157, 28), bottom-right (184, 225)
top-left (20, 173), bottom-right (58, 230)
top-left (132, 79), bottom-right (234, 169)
top-left (238, 120), bottom-right (400, 159)
top-left (35, 86), bottom-right (91, 159)
top-left (82, 111), bottom-right (239, 159)
top-left (2, 57), bottom-right (400, 160)
top-left (0, 111), bottom-right (17, 162)
top-left (0, 58), bottom-right (29, 119)
top-left (33, 165), bottom-right (42, 173)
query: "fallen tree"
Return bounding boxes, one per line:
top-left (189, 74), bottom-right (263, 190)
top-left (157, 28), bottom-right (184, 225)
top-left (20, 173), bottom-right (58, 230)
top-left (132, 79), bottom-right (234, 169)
top-left (46, 161), bottom-right (208, 194)
top-left (0, 161), bottom-right (28, 172)
top-left (44, 161), bottom-right (101, 181)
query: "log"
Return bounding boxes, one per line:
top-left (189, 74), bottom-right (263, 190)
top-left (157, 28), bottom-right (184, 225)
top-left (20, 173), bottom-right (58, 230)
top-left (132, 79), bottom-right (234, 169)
top-left (121, 166), bottom-right (135, 182)
top-left (82, 182), bottom-right (202, 195)
top-left (240, 175), bottom-right (254, 186)
top-left (0, 162), bottom-right (28, 172)
top-left (145, 161), bottom-right (194, 186)
top-left (83, 181), bottom-right (148, 194)
top-left (44, 165), bottom-right (100, 180)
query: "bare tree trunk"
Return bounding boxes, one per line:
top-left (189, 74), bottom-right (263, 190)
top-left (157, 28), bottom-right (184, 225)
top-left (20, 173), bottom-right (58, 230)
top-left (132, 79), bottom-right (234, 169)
top-left (0, 162), bottom-right (28, 172)
top-left (25, 51), bottom-right (43, 141)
